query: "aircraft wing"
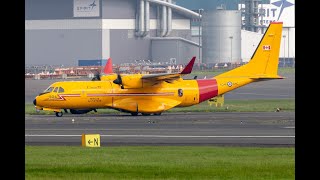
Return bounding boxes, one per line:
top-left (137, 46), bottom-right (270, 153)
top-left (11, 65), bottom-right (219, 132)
top-left (141, 56), bottom-right (196, 81)
top-left (142, 73), bottom-right (181, 80)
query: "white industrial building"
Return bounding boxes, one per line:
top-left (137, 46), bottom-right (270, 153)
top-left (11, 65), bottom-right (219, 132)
top-left (25, 0), bottom-right (295, 67)
top-left (241, 28), bottom-right (295, 63)
top-left (239, 0), bottom-right (295, 66)
top-left (26, 0), bottom-right (201, 66)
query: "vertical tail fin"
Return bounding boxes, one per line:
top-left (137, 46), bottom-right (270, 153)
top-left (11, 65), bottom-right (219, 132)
top-left (216, 22), bottom-right (283, 79)
top-left (103, 58), bottom-right (113, 74)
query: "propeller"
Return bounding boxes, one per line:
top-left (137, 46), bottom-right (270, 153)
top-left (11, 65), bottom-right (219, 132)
top-left (113, 74), bottom-right (124, 89)
top-left (91, 71), bottom-right (101, 81)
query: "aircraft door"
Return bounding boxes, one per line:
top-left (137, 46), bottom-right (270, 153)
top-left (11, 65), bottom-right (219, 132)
top-left (177, 81), bottom-right (199, 106)
top-left (177, 88), bottom-right (186, 103)
top-left (178, 89), bottom-right (183, 97)
top-left (81, 81), bottom-right (114, 109)
top-left (104, 81), bottom-right (114, 108)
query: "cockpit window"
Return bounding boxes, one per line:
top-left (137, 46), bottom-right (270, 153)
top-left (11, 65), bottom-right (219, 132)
top-left (53, 87), bottom-right (59, 93)
top-left (58, 87), bottom-right (64, 93)
top-left (44, 87), bottom-right (54, 93)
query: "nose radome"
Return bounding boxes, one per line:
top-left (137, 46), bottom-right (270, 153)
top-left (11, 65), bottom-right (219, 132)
top-left (33, 99), bottom-right (36, 106)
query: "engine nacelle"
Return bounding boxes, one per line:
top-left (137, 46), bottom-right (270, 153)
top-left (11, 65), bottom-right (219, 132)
top-left (100, 74), bottom-right (118, 81)
top-left (114, 74), bottom-right (144, 89)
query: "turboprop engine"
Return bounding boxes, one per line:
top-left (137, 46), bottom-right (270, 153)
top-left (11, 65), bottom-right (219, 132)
top-left (113, 74), bottom-right (144, 89)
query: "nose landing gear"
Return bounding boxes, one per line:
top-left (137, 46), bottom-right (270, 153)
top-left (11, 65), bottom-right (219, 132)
top-left (55, 112), bottom-right (63, 117)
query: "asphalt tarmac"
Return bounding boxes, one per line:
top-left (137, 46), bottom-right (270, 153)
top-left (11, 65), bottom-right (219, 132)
top-left (25, 112), bottom-right (295, 147)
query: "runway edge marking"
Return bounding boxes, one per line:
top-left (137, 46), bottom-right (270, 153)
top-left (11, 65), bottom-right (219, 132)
top-left (25, 135), bottom-right (295, 138)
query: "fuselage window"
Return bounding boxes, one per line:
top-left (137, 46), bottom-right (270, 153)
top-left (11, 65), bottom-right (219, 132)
top-left (58, 87), bottom-right (65, 93)
top-left (44, 87), bottom-right (54, 93)
top-left (53, 87), bottom-right (59, 93)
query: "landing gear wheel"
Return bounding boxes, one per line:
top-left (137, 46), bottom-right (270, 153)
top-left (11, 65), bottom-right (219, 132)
top-left (153, 113), bottom-right (162, 116)
top-left (131, 112), bottom-right (139, 116)
top-left (141, 113), bottom-right (151, 116)
top-left (55, 112), bottom-right (63, 117)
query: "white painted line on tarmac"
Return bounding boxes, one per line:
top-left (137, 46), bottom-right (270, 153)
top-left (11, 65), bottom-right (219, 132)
top-left (230, 92), bottom-right (292, 97)
top-left (25, 135), bottom-right (295, 138)
top-left (283, 127), bottom-right (295, 129)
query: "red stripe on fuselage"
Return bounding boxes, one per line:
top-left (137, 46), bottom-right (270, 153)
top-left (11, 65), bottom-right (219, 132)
top-left (196, 79), bottom-right (218, 103)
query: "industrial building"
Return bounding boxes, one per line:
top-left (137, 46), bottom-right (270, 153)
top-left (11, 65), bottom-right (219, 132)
top-left (238, 0), bottom-right (295, 66)
top-left (26, 0), bottom-right (201, 66)
top-left (202, 10), bottom-right (241, 64)
top-left (25, 0), bottom-right (295, 67)
top-left (183, 0), bottom-right (295, 65)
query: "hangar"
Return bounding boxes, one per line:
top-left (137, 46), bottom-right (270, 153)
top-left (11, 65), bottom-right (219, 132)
top-left (25, 0), bottom-right (201, 66)
top-left (25, 0), bottom-right (295, 67)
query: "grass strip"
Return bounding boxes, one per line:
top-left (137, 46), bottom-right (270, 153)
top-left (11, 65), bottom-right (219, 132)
top-left (26, 146), bottom-right (294, 180)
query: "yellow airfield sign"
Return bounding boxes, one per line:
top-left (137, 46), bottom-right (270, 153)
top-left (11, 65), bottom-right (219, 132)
top-left (82, 134), bottom-right (100, 147)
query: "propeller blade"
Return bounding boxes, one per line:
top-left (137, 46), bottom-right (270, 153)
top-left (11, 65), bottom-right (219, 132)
top-left (92, 71), bottom-right (101, 81)
top-left (113, 74), bottom-right (122, 85)
top-left (97, 73), bottom-right (101, 80)
top-left (113, 74), bottom-right (124, 89)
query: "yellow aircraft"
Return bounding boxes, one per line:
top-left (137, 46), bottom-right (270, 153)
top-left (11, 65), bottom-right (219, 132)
top-left (33, 22), bottom-right (283, 117)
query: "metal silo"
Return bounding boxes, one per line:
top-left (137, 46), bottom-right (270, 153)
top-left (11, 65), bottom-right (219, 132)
top-left (202, 9), bottom-right (241, 64)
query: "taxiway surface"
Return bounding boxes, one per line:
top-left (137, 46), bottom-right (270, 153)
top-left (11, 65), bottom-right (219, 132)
top-left (25, 112), bottom-right (295, 147)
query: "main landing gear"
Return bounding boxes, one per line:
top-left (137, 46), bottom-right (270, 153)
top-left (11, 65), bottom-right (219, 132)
top-left (141, 113), bottom-right (151, 116)
top-left (130, 112), bottom-right (162, 116)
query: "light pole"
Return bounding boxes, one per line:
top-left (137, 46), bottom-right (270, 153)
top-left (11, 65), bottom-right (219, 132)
top-left (198, 8), bottom-right (204, 68)
top-left (229, 36), bottom-right (233, 62)
top-left (287, 27), bottom-right (290, 67)
top-left (283, 35), bottom-right (286, 67)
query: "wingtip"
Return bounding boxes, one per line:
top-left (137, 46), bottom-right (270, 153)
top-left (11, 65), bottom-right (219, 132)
top-left (181, 56), bottom-right (196, 74)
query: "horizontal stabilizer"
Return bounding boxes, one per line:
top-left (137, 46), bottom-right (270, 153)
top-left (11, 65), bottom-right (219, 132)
top-left (249, 75), bottom-right (284, 79)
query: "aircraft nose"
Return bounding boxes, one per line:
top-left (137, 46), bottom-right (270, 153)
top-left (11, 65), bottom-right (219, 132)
top-left (33, 99), bottom-right (36, 106)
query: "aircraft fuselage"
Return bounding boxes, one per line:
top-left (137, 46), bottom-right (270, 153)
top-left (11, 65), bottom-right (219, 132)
top-left (34, 78), bottom-right (221, 114)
